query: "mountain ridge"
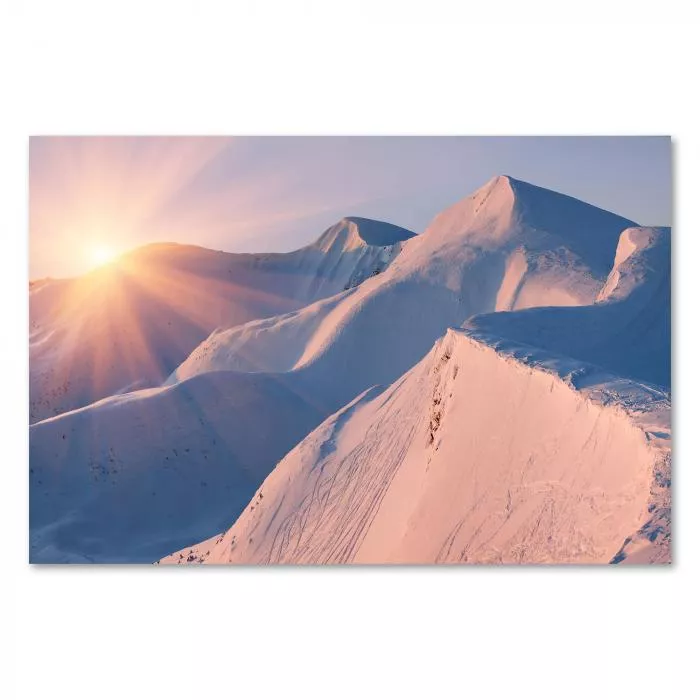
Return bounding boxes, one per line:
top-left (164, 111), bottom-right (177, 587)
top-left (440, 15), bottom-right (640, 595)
top-left (171, 176), bottom-right (637, 405)
top-left (160, 326), bottom-right (669, 565)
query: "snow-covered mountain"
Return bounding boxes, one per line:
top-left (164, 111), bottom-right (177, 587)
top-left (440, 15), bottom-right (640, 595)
top-left (30, 217), bottom-right (415, 422)
top-left (160, 326), bottom-right (669, 565)
top-left (29, 217), bottom-right (413, 562)
top-left (158, 179), bottom-right (671, 566)
top-left (30, 174), bottom-right (670, 565)
top-left (170, 175), bottom-right (636, 410)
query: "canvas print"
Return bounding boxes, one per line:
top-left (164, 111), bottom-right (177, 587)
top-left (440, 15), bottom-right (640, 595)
top-left (29, 136), bottom-right (671, 565)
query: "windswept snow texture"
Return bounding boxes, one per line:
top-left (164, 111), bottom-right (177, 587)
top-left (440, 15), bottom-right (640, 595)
top-left (161, 330), bottom-right (670, 565)
top-left (30, 217), bottom-right (414, 422)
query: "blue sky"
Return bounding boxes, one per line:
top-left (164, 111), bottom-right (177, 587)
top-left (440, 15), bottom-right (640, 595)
top-left (30, 136), bottom-right (671, 278)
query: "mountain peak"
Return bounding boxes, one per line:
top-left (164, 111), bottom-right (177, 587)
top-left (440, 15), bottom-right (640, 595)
top-left (313, 216), bottom-right (416, 253)
top-left (419, 174), bottom-right (518, 248)
top-left (597, 226), bottom-right (670, 303)
top-left (420, 174), bottom-right (636, 276)
top-left (489, 173), bottom-right (516, 187)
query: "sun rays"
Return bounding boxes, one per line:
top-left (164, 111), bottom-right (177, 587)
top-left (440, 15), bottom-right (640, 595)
top-left (87, 243), bottom-right (118, 269)
top-left (29, 136), bottom-right (392, 281)
top-left (28, 241), bottom-right (307, 424)
top-left (29, 137), bottom-right (236, 280)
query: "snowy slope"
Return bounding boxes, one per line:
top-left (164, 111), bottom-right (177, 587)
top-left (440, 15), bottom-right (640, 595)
top-left (161, 328), bottom-right (670, 565)
top-left (465, 227), bottom-right (671, 388)
top-left (171, 176), bottom-right (636, 411)
top-left (29, 370), bottom-right (324, 563)
top-left (30, 217), bottom-right (414, 422)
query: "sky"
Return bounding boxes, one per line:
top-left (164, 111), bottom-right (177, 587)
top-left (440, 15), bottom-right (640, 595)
top-left (29, 136), bottom-right (672, 279)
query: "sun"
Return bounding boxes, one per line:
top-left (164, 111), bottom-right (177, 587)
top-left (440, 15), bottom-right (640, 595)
top-left (87, 244), bottom-right (117, 269)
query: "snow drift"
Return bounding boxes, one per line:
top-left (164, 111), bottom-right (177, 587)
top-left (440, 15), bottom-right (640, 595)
top-left (161, 328), bottom-right (670, 565)
top-left (465, 226), bottom-right (671, 389)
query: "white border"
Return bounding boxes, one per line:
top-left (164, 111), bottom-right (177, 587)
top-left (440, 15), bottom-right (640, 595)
top-left (3, 3), bottom-right (699, 699)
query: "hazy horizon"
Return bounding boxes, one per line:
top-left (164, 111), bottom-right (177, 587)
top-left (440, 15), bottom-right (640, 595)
top-left (29, 136), bottom-right (672, 279)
